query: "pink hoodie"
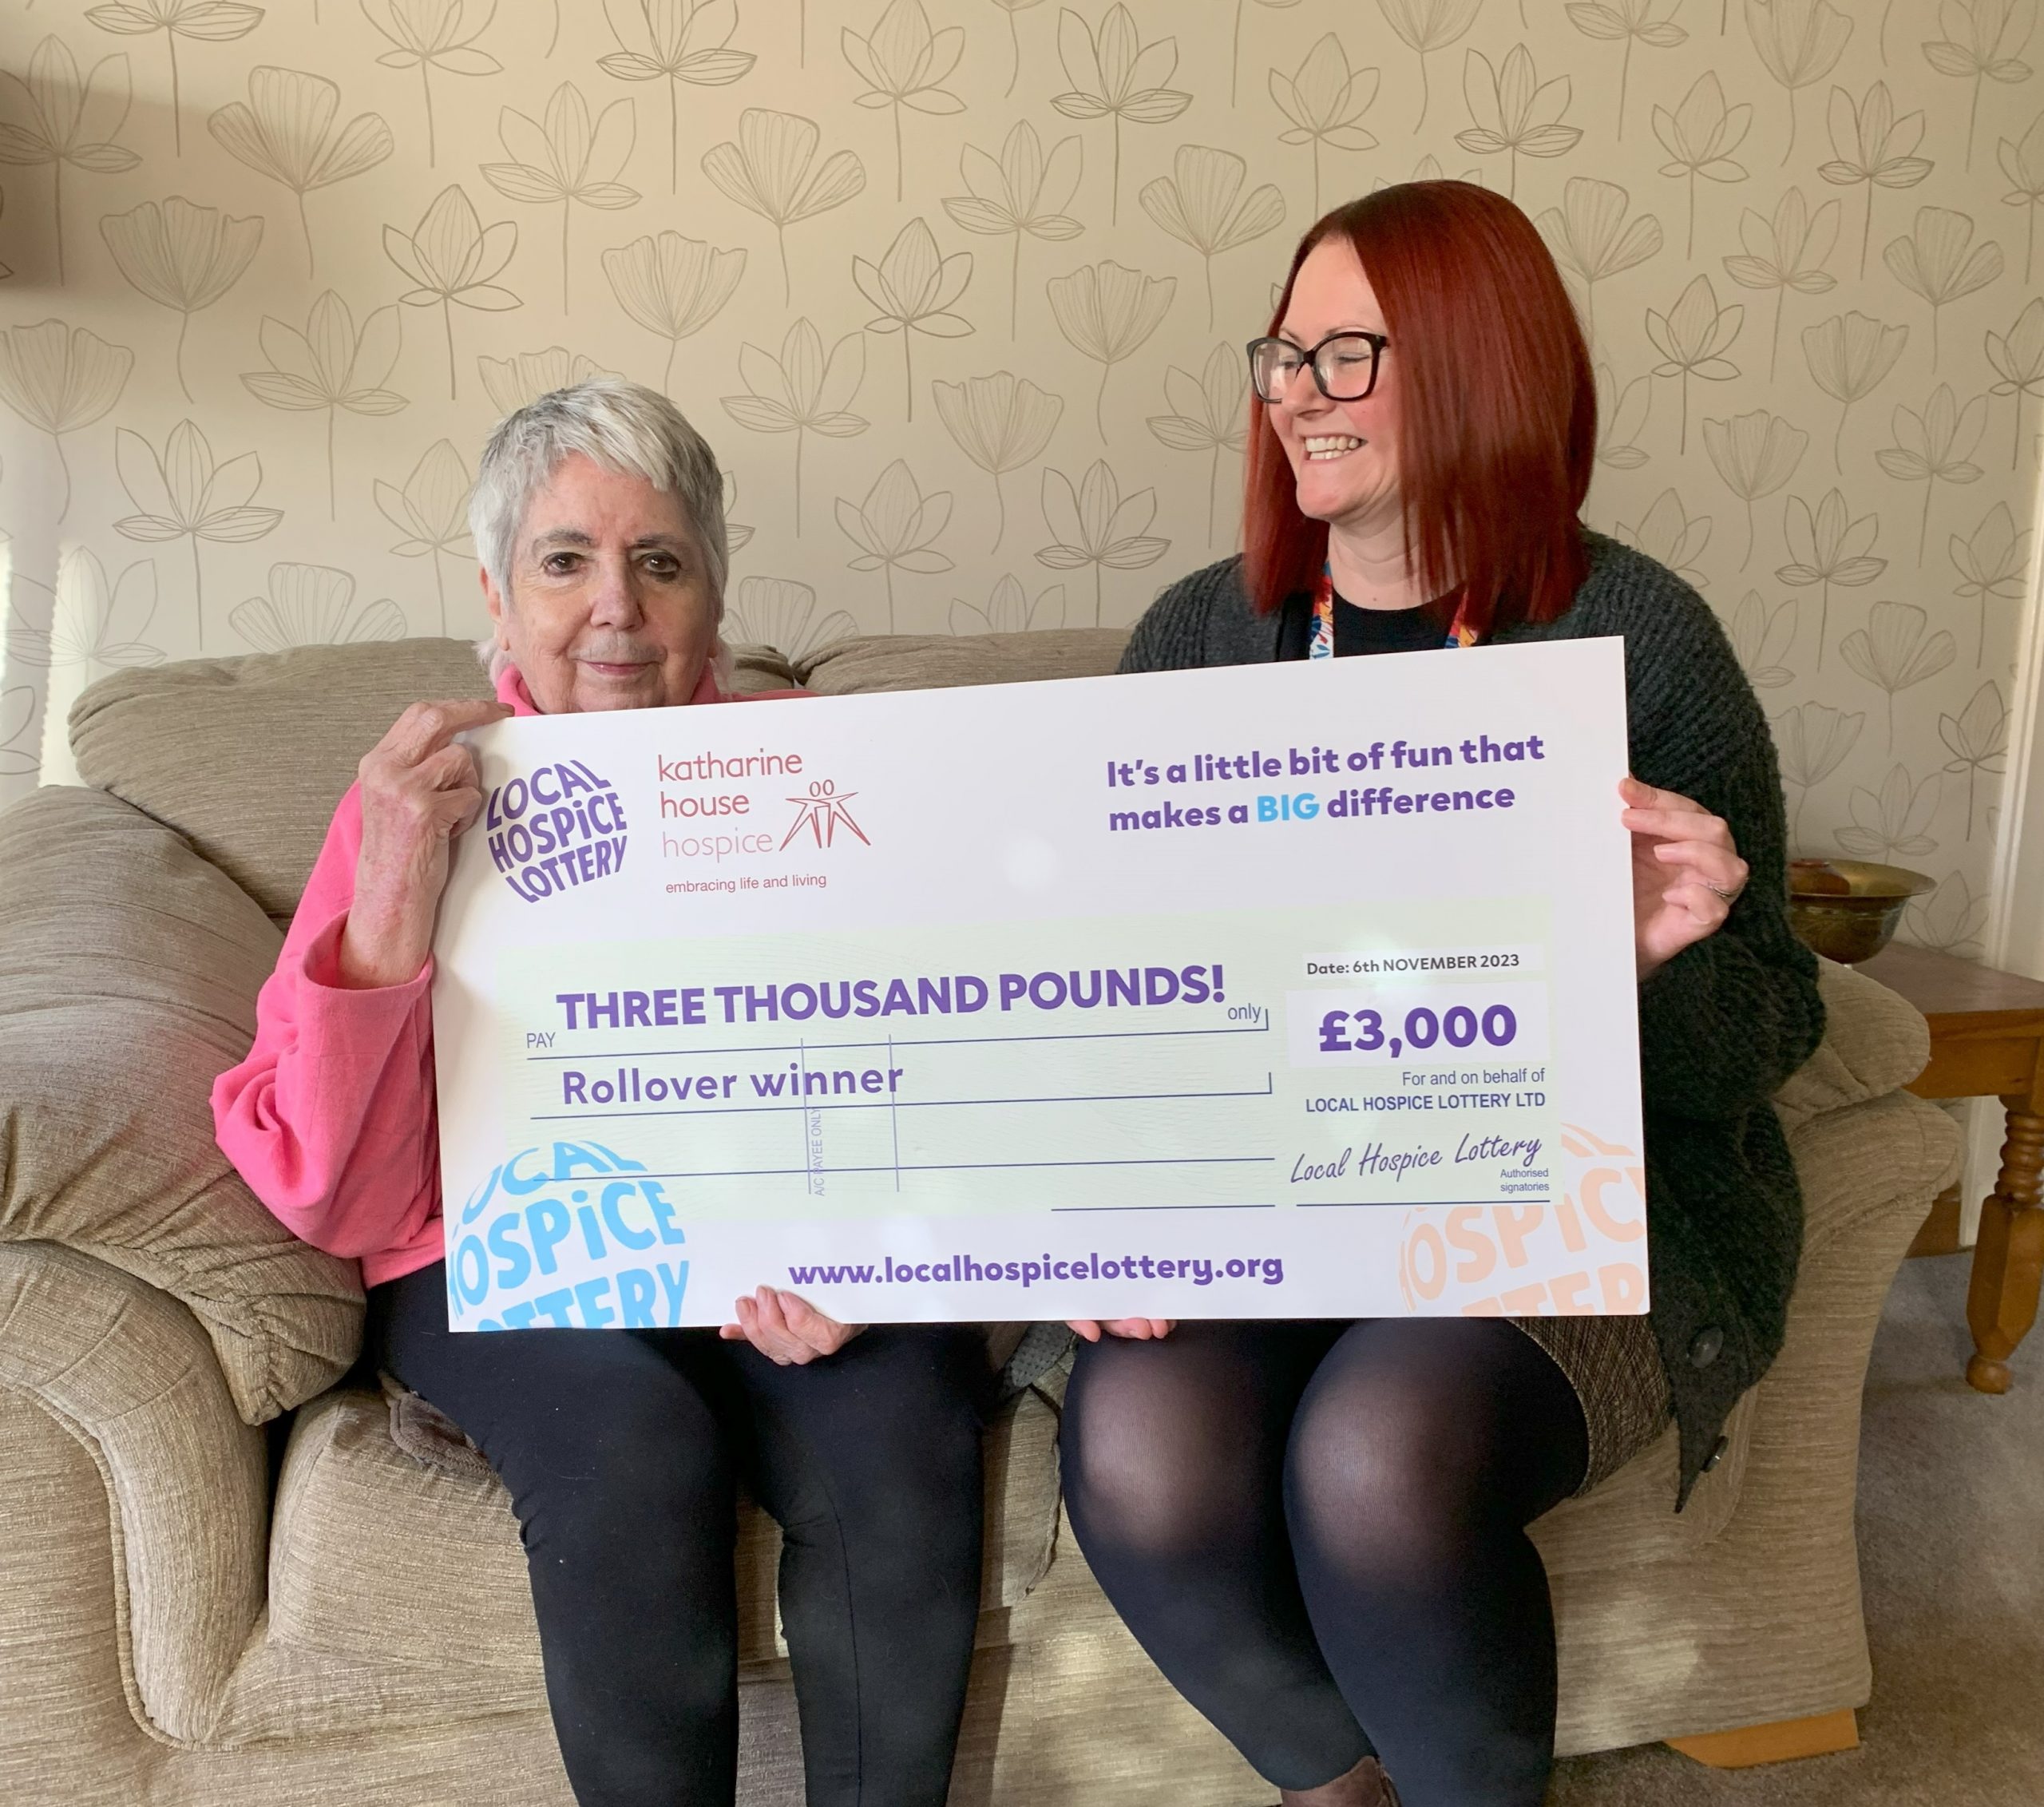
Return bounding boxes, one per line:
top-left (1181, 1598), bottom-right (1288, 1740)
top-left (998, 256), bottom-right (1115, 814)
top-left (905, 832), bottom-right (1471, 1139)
top-left (212, 660), bottom-right (775, 1286)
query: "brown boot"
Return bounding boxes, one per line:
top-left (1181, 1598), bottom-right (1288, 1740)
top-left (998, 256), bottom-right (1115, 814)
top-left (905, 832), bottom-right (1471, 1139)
top-left (1277, 1754), bottom-right (1400, 1806)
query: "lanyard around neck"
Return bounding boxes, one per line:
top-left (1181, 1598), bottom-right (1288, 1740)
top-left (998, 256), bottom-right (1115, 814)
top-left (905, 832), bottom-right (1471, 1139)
top-left (1309, 561), bottom-right (1480, 658)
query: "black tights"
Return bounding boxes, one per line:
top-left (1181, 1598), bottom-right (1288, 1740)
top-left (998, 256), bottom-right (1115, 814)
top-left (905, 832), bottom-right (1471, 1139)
top-left (370, 1262), bottom-right (988, 1807)
top-left (1061, 1318), bottom-right (1589, 1805)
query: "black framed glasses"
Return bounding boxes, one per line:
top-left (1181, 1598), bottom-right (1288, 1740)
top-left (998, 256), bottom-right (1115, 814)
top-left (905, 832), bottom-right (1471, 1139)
top-left (1246, 331), bottom-right (1391, 403)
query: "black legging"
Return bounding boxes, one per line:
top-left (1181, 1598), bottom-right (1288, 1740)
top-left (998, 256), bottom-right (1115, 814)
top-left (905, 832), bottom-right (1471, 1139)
top-left (1060, 1318), bottom-right (1589, 1805)
top-left (369, 1262), bottom-right (988, 1807)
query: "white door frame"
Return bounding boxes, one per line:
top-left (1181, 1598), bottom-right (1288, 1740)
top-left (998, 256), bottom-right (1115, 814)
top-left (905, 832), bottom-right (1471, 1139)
top-left (1956, 457), bottom-right (2044, 1235)
top-left (1989, 495), bottom-right (2044, 982)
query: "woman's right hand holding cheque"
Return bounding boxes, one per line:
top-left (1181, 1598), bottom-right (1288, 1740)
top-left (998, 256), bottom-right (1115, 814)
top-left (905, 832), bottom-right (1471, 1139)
top-left (339, 698), bottom-right (511, 989)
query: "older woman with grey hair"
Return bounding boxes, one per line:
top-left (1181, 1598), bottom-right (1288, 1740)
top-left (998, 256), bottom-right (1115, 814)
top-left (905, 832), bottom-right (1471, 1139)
top-left (213, 379), bottom-right (989, 1807)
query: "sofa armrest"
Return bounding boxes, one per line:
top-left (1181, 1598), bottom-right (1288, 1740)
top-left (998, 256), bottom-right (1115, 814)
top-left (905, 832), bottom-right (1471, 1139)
top-left (1775, 957), bottom-right (1951, 1255)
top-left (0, 1241), bottom-right (267, 1744)
top-left (1773, 957), bottom-right (1931, 1138)
top-left (0, 787), bottom-right (362, 1425)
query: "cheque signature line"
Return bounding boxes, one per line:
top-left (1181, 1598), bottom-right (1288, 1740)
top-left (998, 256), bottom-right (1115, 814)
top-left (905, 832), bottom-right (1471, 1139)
top-left (549, 1156), bottom-right (1277, 1180)
top-left (1292, 1197), bottom-right (1550, 1208)
top-left (1051, 1202), bottom-right (1279, 1212)
top-left (525, 1023), bottom-right (1272, 1061)
top-left (531, 1080), bottom-right (1275, 1124)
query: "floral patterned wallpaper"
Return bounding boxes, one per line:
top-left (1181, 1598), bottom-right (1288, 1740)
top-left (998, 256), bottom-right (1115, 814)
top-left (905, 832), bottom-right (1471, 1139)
top-left (0, 0), bottom-right (2036, 957)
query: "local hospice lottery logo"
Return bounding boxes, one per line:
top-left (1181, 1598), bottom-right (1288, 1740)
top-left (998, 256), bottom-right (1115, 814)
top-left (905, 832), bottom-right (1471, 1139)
top-left (485, 759), bottom-right (628, 902)
top-left (448, 1140), bottom-right (689, 1329)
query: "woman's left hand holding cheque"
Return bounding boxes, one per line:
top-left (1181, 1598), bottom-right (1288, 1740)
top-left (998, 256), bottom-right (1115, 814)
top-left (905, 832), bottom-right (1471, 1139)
top-left (722, 1288), bottom-right (866, 1364)
top-left (338, 698), bottom-right (513, 990)
top-left (1622, 776), bottom-right (1749, 981)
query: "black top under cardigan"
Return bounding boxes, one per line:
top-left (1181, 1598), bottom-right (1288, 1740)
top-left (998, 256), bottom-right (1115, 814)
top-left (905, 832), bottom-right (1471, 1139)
top-left (1118, 530), bottom-right (1825, 1505)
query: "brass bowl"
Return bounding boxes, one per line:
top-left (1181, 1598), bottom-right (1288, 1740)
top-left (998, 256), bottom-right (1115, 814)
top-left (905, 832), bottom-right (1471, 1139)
top-left (1786, 858), bottom-right (1935, 964)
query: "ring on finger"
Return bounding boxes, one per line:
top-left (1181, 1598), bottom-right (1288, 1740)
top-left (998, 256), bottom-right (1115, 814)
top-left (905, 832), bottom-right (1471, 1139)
top-left (1705, 882), bottom-right (1741, 904)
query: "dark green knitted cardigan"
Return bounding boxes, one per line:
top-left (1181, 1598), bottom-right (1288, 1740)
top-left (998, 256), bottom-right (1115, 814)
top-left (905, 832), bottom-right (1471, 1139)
top-left (1119, 529), bottom-right (1825, 1506)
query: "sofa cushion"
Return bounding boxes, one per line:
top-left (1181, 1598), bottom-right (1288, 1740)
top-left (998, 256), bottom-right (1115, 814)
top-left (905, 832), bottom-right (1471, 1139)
top-left (269, 1384), bottom-right (1063, 1677)
top-left (0, 787), bottom-right (362, 1423)
top-left (70, 639), bottom-right (798, 923)
top-left (796, 628), bottom-right (1131, 693)
top-left (1773, 957), bottom-right (1931, 1133)
top-left (72, 638), bottom-right (494, 923)
top-left (271, 1389), bottom-right (544, 1686)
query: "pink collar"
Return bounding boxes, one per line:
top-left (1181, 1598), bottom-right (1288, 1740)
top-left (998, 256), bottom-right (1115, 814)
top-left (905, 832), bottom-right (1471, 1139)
top-left (493, 660), bottom-right (728, 716)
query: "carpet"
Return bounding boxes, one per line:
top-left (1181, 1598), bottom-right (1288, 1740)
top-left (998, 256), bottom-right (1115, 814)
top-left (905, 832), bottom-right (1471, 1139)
top-left (1547, 1253), bottom-right (2044, 1806)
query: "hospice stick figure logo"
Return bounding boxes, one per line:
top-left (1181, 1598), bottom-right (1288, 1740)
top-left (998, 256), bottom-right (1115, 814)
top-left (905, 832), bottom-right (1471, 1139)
top-left (780, 778), bottom-right (870, 850)
top-left (484, 760), bottom-right (628, 902)
top-left (449, 1139), bottom-right (691, 1330)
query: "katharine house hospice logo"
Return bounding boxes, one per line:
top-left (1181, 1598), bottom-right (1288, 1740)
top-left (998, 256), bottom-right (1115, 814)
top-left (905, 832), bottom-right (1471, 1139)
top-left (655, 739), bottom-right (872, 886)
top-left (485, 762), bottom-right (628, 902)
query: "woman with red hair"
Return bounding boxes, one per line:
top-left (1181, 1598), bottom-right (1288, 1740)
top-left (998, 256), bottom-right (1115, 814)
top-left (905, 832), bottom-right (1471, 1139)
top-left (1058, 182), bottom-right (1824, 1805)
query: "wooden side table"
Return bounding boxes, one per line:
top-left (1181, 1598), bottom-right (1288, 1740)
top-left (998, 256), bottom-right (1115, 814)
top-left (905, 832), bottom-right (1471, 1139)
top-left (1856, 941), bottom-right (2044, 1393)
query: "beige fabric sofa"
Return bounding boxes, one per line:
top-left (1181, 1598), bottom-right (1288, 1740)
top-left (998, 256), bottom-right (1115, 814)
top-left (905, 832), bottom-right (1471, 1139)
top-left (0, 631), bottom-right (1961, 1806)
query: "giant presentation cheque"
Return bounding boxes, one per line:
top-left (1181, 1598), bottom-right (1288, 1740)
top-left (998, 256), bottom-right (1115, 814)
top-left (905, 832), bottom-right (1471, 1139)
top-left (432, 637), bottom-right (1647, 1331)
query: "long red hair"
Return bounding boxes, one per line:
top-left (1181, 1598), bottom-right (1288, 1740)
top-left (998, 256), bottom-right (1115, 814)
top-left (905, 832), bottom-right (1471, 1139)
top-left (1242, 181), bottom-right (1595, 636)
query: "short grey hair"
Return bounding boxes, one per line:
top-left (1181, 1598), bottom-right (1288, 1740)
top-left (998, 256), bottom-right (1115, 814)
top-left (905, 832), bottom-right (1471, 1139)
top-left (470, 376), bottom-right (730, 609)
